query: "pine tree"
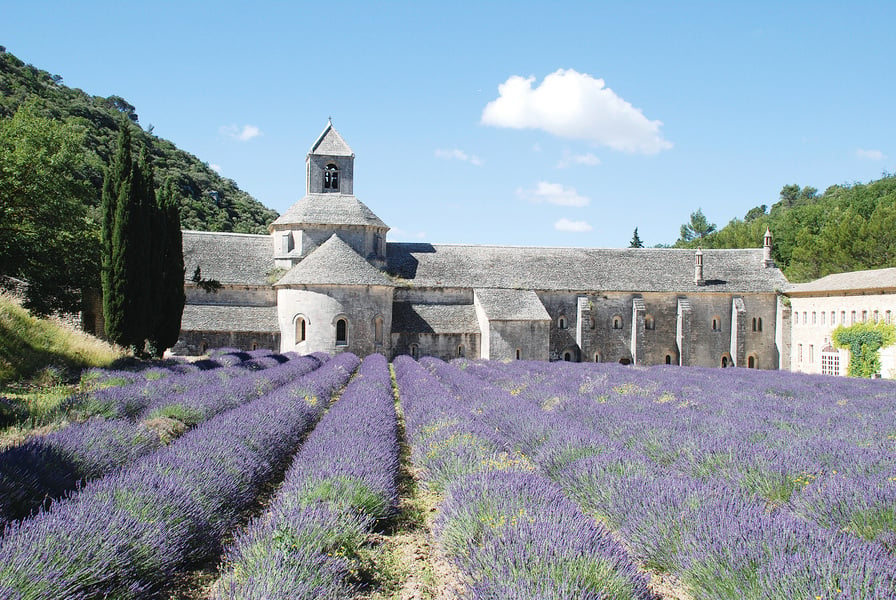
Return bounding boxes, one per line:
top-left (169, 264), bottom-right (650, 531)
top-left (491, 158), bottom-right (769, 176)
top-left (629, 227), bottom-right (644, 248)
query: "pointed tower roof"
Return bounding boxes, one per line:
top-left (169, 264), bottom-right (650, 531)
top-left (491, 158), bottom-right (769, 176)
top-left (275, 234), bottom-right (394, 287)
top-left (310, 120), bottom-right (353, 157)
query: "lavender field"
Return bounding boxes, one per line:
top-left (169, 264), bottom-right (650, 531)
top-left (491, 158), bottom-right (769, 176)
top-left (1, 351), bottom-right (895, 599)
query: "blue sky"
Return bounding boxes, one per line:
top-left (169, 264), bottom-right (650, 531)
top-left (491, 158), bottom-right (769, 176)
top-left (3, 1), bottom-right (895, 248)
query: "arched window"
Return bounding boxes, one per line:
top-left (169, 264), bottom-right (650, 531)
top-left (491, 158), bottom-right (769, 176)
top-left (324, 163), bottom-right (339, 191)
top-left (373, 316), bottom-right (384, 345)
top-left (335, 318), bottom-right (348, 346)
top-left (830, 311), bottom-right (835, 324)
top-left (457, 345), bottom-right (465, 358)
top-left (594, 353), bottom-right (601, 363)
top-left (887, 310), bottom-right (892, 324)
top-left (295, 316), bottom-right (307, 343)
top-left (645, 315), bottom-right (655, 330)
top-left (665, 354), bottom-right (672, 365)
top-left (409, 343), bottom-right (419, 359)
top-left (748, 355), bottom-right (756, 369)
top-left (721, 354), bottom-right (730, 368)
top-left (757, 317), bottom-right (762, 332)
top-left (558, 316), bottom-right (567, 330)
top-left (712, 317), bottom-right (721, 331)
top-left (200, 341), bottom-right (209, 354)
top-left (515, 348), bottom-right (522, 360)
top-left (563, 351), bottom-right (572, 362)
top-left (251, 342), bottom-right (258, 350)
top-left (612, 316), bottom-right (623, 330)
top-left (752, 317), bottom-right (757, 332)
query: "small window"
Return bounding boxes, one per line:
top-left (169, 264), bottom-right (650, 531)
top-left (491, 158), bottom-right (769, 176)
top-left (558, 316), bottom-right (567, 330)
top-left (851, 311), bottom-right (856, 324)
top-left (873, 310), bottom-right (879, 323)
top-left (515, 348), bottom-right (522, 360)
top-left (803, 311), bottom-right (807, 325)
top-left (612, 316), bottom-right (623, 330)
top-left (748, 355), bottom-right (756, 369)
top-left (324, 163), bottom-right (339, 191)
top-left (594, 353), bottom-right (601, 363)
top-left (821, 312), bottom-right (825, 325)
top-left (721, 354), bottom-right (730, 368)
top-left (645, 315), bottom-right (655, 330)
top-left (841, 311), bottom-right (846, 324)
top-left (830, 311), bottom-right (835, 324)
top-left (409, 343), bottom-right (419, 359)
top-left (665, 354), bottom-right (672, 365)
top-left (374, 316), bottom-right (384, 345)
top-left (798, 343), bottom-right (803, 362)
top-left (280, 233), bottom-right (291, 254)
top-left (809, 344), bottom-right (814, 363)
top-left (887, 310), bottom-right (892, 324)
top-left (812, 311), bottom-right (817, 325)
top-left (563, 351), bottom-right (572, 362)
top-left (457, 345), bottom-right (465, 358)
top-left (862, 310), bottom-right (867, 322)
top-left (336, 318), bottom-right (348, 346)
top-left (712, 317), bottom-right (721, 331)
top-left (251, 342), bottom-right (258, 351)
top-left (752, 317), bottom-right (757, 332)
top-left (757, 317), bottom-right (762, 332)
top-left (200, 341), bottom-right (209, 354)
top-left (296, 316), bottom-right (307, 343)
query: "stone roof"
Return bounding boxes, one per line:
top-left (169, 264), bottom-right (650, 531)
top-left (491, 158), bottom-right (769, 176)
top-left (182, 231), bottom-right (274, 286)
top-left (271, 194), bottom-right (388, 229)
top-left (180, 304), bottom-right (278, 333)
top-left (387, 243), bottom-right (788, 293)
top-left (276, 234), bottom-right (395, 287)
top-left (310, 121), bottom-right (353, 157)
top-left (392, 303), bottom-right (479, 334)
top-left (786, 267), bottom-right (896, 295)
top-left (474, 289), bottom-right (551, 321)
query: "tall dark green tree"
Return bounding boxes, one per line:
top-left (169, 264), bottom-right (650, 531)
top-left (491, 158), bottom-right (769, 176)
top-left (629, 228), bottom-right (644, 248)
top-left (148, 178), bottom-right (185, 357)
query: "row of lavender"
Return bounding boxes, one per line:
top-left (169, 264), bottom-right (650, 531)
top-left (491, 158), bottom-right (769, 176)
top-left (394, 356), bottom-right (655, 599)
top-left (216, 353), bottom-right (400, 598)
top-left (0, 352), bottom-right (359, 599)
top-left (0, 350), bottom-right (326, 526)
top-left (445, 358), bottom-right (896, 599)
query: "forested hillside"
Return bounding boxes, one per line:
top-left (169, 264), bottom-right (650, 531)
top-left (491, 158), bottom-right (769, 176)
top-left (0, 47), bottom-right (278, 234)
top-left (0, 46), bottom-right (278, 315)
top-left (674, 177), bottom-right (896, 282)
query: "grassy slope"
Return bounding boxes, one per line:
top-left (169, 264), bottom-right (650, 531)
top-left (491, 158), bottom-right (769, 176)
top-left (0, 293), bottom-right (121, 384)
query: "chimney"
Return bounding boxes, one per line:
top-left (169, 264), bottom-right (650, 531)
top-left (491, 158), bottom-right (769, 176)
top-left (695, 248), bottom-right (705, 286)
top-left (763, 227), bottom-right (775, 268)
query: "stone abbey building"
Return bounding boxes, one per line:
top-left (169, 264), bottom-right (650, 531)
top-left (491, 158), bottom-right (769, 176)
top-left (177, 121), bottom-right (792, 368)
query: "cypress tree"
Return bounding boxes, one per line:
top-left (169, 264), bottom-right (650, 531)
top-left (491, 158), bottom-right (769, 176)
top-left (101, 122), bottom-right (134, 347)
top-left (148, 178), bottom-right (185, 357)
top-left (629, 227), bottom-right (644, 248)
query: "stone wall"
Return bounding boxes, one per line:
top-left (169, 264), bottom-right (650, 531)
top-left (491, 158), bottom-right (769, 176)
top-left (175, 331), bottom-right (280, 355)
top-left (391, 332), bottom-right (480, 361)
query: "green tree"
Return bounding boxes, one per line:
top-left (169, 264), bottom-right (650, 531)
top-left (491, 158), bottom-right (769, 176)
top-left (832, 321), bottom-right (896, 378)
top-left (629, 228), bottom-right (644, 248)
top-left (147, 178), bottom-right (185, 357)
top-left (0, 99), bottom-right (99, 315)
top-left (678, 209), bottom-right (717, 243)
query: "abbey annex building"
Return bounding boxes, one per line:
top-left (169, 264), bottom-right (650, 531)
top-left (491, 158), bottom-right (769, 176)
top-left (171, 121), bottom-right (810, 370)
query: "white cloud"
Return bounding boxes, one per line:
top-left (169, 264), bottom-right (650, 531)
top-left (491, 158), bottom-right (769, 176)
top-left (556, 151), bottom-right (601, 169)
top-left (435, 148), bottom-right (483, 166)
top-left (481, 69), bottom-right (672, 154)
top-left (856, 148), bottom-right (886, 161)
top-left (554, 218), bottom-right (593, 232)
top-left (517, 181), bottom-right (590, 207)
top-left (220, 124), bottom-right (262, 141)
top-left (209, 163), bottom-right (222, 173)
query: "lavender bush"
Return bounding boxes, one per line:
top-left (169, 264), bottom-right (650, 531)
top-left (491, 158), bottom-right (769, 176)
top-left (0, 352), bottom-right (359, 599)
top-left (217, 353), bottom-right (399, 599)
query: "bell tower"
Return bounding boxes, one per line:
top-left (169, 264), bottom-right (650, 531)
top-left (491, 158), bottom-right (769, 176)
top-left (306, 119), bottom-right (354, 195)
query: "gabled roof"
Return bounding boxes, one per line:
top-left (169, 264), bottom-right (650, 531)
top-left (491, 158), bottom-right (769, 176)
top-left (475, 289), bottom-right (551, 322)
top-left (386, 243), bottom-right (788, 293)
top-left (182, 231), bottom-right (274, 286)
top-left (276, 234), bottom-right (394, 287)
top-left (786, 267), bottom-right (896, 295)
top-left (309, 121), bottom-right (353, 157)
top-left (391, 303), bottom-right (479, 334)
top-left (271, 194), bottom-right (388, 229)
